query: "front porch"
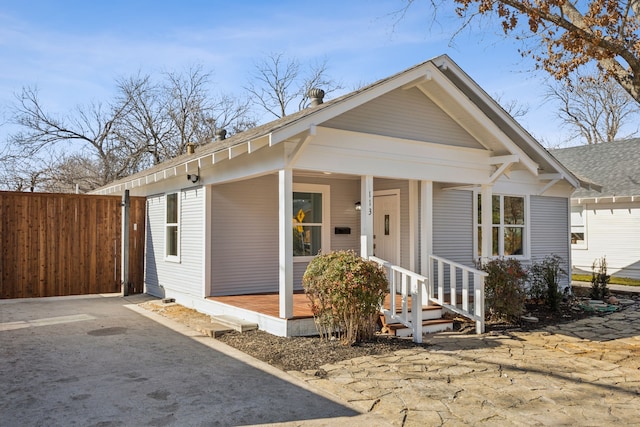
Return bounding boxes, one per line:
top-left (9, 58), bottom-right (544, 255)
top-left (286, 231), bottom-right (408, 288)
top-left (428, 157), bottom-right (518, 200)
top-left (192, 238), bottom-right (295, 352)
top-left (199, 254), bottom-right (487, 342)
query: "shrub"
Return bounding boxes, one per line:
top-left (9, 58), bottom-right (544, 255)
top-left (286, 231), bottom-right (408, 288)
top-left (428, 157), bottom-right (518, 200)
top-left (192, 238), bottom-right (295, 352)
top-left (528, 254), bottom-right (566, 311)
top-left (302, 250), bottom-right (388, 344)
top-left (479, 258), bottom-right (527, 323)
top-left (590, 256), bottom-right (610, 300)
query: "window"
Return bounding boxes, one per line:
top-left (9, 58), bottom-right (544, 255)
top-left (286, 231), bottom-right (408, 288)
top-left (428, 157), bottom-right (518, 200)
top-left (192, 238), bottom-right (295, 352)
top-left (476, 194), bottom-right (526, 258)
top-left (571, 205), bottom-right (586, 248)
top-left (165, 192), bottom-right (179, 260)
top-left (292, 184), bottom-right (330, 259)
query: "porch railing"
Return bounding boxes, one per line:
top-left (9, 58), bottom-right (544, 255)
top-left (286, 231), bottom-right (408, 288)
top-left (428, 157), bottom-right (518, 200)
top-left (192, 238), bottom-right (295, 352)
top-left (369, 255), bottom-right (487, 341)
top-left (369, 256), bottom-right (427, 343)
top-left (429, 255), bottom-right (487, 334)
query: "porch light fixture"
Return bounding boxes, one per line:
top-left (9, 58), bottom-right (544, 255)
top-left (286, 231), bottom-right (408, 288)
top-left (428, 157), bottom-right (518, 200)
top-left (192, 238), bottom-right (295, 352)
top-left (355, 201), bottom-right (361, 211)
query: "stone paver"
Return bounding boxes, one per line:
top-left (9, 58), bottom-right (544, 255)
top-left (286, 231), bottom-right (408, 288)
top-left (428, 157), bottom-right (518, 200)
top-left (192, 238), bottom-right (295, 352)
top-left (290, 299), bottom-right (640, 426)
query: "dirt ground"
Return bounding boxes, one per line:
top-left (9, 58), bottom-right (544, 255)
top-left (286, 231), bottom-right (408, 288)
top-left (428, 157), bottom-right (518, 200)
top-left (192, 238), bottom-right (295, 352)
top-left (138, 288), bottom-right (637, 372)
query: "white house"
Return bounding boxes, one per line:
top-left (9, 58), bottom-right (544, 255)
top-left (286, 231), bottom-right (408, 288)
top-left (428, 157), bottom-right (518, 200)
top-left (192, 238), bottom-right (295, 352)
top-left (95, 55), bottom-right (586, 338)
top-left (552, 139), bottom-right (640, 280)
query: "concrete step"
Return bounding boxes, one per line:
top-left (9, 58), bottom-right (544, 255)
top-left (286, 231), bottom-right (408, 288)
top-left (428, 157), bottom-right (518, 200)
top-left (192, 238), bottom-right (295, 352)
top-left (385, 319), bottom-right (454, 337)
top-left (210, 315), bottom-right (258, 333)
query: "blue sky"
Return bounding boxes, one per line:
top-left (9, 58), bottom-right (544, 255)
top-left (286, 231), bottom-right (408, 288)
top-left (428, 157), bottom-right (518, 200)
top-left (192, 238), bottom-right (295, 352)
top-left (0, 0), bottom-right (568, 147)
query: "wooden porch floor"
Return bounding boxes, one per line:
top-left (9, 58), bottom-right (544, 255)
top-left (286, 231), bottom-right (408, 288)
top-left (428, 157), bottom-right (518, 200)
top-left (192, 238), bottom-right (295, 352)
top-left (208, 292), bottom-right (314, 319)
top-left (207, 292), bottom-right (424, 319)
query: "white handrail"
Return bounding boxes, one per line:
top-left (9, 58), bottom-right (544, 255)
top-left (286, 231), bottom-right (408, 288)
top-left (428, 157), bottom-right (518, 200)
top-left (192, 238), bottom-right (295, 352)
top-left (369, 256), bottom-right (427, 343)
top-left (369, 255), bottom-right (486, 338)
top-left (429, 255), bottom-right (487, 334)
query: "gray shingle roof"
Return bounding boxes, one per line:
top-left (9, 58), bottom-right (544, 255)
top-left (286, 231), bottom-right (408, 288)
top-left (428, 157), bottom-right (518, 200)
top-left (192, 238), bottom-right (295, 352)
top-left (551, 139), bottom-right (640, 198)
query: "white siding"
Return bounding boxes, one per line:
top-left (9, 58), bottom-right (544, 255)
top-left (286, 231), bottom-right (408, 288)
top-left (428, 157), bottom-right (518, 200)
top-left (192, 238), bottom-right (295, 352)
top-left (323, 87), bottom-right (484, 149)
top-left (144, 187), bottom-right (204, 297)
top-left (432, 187), bottom-right (474, 268)
top-left (572, 202), bottom-right (640, 279)
top-left (529, 196), bottom-right (571, 286)
top-left (211, 175), bottom-right (279, 296)
top-left (144, 194), bottom-right (163, 296)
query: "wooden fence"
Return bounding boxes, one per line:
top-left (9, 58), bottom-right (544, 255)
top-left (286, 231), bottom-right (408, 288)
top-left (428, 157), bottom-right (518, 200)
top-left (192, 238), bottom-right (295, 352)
top-left (0, 191), bottom-right (146, 299)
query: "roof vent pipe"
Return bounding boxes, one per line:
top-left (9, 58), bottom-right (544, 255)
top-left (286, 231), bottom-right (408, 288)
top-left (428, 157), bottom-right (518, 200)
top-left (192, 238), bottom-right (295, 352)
top-left (308, 88), bottom-right (325, 107)
top-left (215, 128), bottom-right (227, 141)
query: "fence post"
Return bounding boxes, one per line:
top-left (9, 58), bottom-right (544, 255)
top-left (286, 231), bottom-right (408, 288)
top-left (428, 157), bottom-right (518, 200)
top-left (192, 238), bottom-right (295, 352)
top-left (121, 190), bottom-right (130, 296)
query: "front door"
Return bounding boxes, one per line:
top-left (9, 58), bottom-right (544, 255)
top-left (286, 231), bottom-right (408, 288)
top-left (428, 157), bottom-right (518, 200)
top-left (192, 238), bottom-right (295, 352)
top-left (373, 192), bottom-right (400, 265)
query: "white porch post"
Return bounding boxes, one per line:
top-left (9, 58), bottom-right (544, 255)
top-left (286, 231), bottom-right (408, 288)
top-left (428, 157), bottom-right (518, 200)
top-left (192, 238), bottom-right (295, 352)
top-left (360, 175), bottom-right (374, 258)
top-left (480, 184), bottom-right (493, 262)
top-left (420, 180), bottom-right (433, 305)
top-left (202, 185), bottom-right (212, 298)
top-left (279, 169), bottom-right (293, 319)
top-left (409, 180), bottom-right (418, 271)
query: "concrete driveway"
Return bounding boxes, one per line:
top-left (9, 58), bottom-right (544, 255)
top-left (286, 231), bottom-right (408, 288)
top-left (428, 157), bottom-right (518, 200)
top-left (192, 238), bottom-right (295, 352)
top-left (0, 294), bottom-right (382, 427)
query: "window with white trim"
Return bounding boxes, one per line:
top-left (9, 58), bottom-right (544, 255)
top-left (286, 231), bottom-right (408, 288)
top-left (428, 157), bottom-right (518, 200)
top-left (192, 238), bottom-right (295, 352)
top-left (292, 184), bottom-right (330, 260)
top-left (571, 205), bottom-right (587, 248)
top-left (476, 194), bottom-right (526, 258)
top-left (165, 192), bottom-right (180, 260)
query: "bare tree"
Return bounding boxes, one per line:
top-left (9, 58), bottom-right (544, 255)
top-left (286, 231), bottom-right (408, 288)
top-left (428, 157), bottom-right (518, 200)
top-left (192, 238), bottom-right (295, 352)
top-left (3, 67), bottom-right (257, 192)
top-left (245, 53), bottom-right (343, 119)
top-left (493, 92), bottom-right (530, 118)
top-left (402, 0), bottom-right (640, 103)
top-left (545, 72), bottom-right (640, 144)
top-left (6, 87), bottom-right (139, 191)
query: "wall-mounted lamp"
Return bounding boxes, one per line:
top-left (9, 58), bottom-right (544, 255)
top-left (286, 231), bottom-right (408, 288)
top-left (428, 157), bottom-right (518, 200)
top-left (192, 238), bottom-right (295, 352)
top-left (187, 174), bottom-right (199, 183)
top-left (355, 201), bottom-right (361, 211)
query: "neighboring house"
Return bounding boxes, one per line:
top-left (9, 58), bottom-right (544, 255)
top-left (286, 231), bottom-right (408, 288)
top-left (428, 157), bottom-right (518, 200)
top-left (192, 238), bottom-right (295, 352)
top-left (552, 139), bottom-right (640, 280)
top-left (95, 55), bottom-right (586, 337)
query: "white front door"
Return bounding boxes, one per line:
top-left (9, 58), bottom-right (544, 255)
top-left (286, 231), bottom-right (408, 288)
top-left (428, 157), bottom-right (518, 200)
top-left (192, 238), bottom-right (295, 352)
top-left (373, 192), bottom-right (400, 265)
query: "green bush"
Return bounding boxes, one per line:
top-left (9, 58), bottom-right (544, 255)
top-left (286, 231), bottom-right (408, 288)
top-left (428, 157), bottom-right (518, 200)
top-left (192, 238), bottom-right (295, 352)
top-left (479, 258), bottom-right (527, 323)
top-left (302, 250), bottom-right (388, 344)
top-left (528, 254), bottom-right (566, 311)
top-left (590, 256), bottom-right (610, 300)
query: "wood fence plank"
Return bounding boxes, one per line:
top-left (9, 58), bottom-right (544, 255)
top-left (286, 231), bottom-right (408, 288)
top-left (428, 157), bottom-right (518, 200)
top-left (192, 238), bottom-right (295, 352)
top-left (0, 191), bottom-right (145, 298)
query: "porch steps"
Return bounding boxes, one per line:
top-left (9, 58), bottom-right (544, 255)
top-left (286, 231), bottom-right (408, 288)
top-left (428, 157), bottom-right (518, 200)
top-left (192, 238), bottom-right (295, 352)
top-left (210, 315), bottom-right (258, 333)
top-left (380, 305), bottom-right (453, 337)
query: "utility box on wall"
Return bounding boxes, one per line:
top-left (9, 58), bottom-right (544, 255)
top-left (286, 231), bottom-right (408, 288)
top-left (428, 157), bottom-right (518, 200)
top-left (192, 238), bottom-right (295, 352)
top-left (334, 227), bottom-right (351, 235)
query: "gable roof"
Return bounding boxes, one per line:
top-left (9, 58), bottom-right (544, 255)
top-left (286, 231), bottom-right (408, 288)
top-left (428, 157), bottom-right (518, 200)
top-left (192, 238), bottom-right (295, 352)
top-left (94, 54), bottom-right (584, 195)
top-left (552, 139), bottom-right (640, 199)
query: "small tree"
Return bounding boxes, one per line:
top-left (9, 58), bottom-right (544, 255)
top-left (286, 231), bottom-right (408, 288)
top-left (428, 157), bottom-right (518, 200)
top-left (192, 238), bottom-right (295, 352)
top-left (528, 255), bottom-right (567, 311)
top-left (480, 258), bottom-right (527, 323)
top-left (302, 250), bottom-right (388, 344)
top-left (590, 256), bottom-right (610, 300)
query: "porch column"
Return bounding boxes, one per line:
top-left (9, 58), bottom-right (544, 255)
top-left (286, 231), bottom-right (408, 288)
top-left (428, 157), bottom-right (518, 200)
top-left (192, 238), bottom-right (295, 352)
top-left (202, 185), bottom-right (212, 298)
top-left (480, 184), bottom-right (493, 262)
top-left (279, 169), bottom-right (293, 318)
top-left (409, 180), bottom-right (418, 271)
top-left (360, 175), bottom-right (374, 258)
top-left (420, 181), bottom-right (433, 306)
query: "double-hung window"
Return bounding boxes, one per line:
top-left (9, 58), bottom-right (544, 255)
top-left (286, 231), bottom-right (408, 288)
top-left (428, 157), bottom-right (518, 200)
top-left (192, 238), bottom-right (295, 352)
top-left (292, 184), bottom-right (330, 260)
top-left (571, 205), bottom-right (587, 248)
top-left (165, 192), bottom-right (180, 261)
top-left (476, 194), bottom-right (527, 258)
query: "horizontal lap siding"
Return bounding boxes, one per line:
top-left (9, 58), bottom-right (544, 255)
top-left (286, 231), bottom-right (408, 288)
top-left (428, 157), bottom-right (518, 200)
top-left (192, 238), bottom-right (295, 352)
top-left (211, 176), bottom-right (279, 296)
top-left (144, 195), bottom-right (163, 296)
top-left (572, 202), bottom-right (640, 279)
top-left (432, 188), bottom-right (474, 295)
top-left (323, 88), bottom-right (483, 149)
top-left (530, 196), bottom-right (571, 287)
top-left (145, 188), bottom-right (203, 297)
top-left (433, 188), bottom-right (474, 267)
